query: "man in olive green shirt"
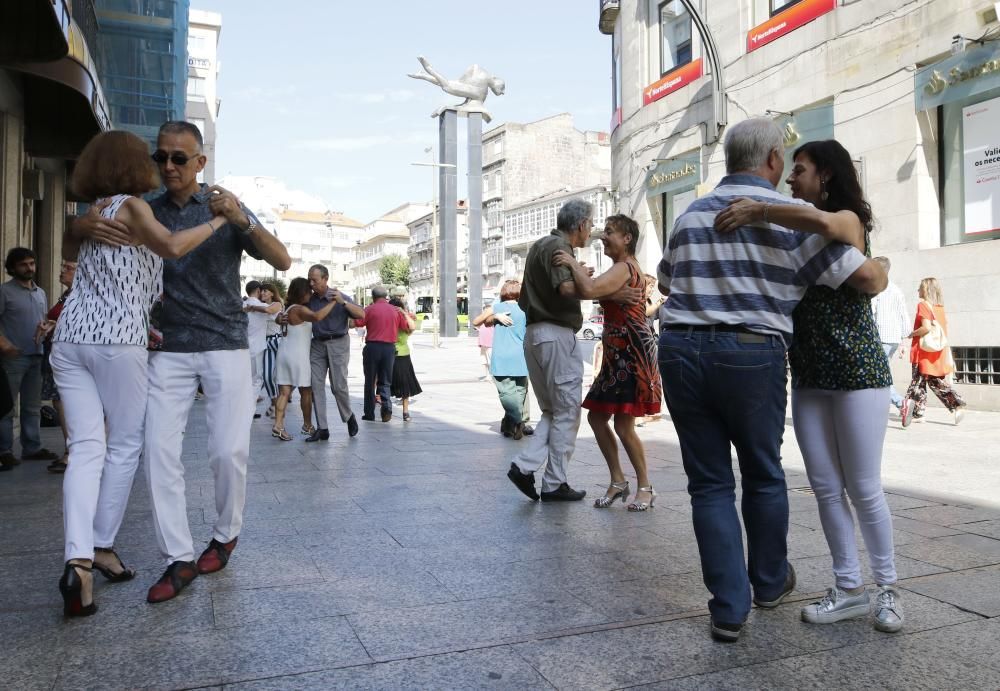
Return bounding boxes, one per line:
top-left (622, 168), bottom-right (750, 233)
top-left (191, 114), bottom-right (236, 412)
top-left (507, 198), bottom-right (596, 502)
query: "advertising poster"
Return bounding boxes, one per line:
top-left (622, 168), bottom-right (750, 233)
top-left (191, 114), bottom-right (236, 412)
top-left (962, 95), bottom-right (1000, 235)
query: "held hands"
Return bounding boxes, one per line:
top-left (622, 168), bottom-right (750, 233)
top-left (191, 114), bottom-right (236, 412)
top-left (714, 198), bottom-right (762, 233)
top-left (275, 312), bottom-right (289, 326)
top-left (34, 320), bottom-right (56, 345)
top-left (206, 186), bottom-right (249, 228)
top-left (327, 289), bottom-right (345, 304)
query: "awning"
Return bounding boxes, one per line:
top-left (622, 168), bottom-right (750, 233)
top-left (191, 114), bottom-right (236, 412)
top-left (0, 0), bottom-right (71, 64)
top-left (11, 19), bottom-right (111, 158)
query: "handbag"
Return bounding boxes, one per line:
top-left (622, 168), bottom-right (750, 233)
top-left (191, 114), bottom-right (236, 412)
top-left (919, 318), bottom-right (947, 352)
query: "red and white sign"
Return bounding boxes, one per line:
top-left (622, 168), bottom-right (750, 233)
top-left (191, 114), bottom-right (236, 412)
top-left (747, 0), bottom-right (836, 53)
top-left (643, 58), bottom-right (703, 106)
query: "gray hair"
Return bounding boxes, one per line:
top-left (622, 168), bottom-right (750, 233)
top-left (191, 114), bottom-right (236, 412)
top-left (724, 117), bottom-right (783, 174)
top-left (556, 198), bottom-right (593, 233)
top-left (372, 285), bottom-right (388, 299)
top-left (308, 264), bottom-right (329, 279)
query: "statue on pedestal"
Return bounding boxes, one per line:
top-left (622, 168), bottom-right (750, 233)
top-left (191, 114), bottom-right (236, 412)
top-left (407, 56), bottom-right (505, 123)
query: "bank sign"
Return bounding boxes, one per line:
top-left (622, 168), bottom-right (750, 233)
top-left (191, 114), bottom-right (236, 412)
top-left (747, 0), bottom-right (836, 53)
top-left (914, 42), bottom-right (1000, 111)
top-left (643, 59), bottom-right (703, 106)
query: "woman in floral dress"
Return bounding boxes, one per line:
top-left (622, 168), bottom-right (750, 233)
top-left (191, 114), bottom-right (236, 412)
top-left (553, 214), bottom-right (661, 511)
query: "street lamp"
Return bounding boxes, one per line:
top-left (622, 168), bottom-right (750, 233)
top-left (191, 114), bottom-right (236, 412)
top-left (411, 149), bottom-right (456, 348)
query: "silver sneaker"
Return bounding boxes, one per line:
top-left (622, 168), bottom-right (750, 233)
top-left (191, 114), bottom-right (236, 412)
top-left (801, 586), bottom-right (870, 624)
top-left (874, 585), bottom-right (904, 633)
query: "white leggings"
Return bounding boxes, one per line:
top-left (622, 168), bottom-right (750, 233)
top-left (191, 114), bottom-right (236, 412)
top-left (792, 387), bottom-right (897, 589)
top-left (51, 342), bottom-right (149, 562)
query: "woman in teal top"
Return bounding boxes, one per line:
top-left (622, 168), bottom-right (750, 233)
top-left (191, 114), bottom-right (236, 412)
top-left (389, 297), bottom-right (421, 421)
top-left (715, 140), bottom-right (901, 635)
top-left (472, 280), bottom-right (530, 439)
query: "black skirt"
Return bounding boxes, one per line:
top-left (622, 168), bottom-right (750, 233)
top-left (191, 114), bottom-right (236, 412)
top-left (391, 354), bottom-right (423, 398)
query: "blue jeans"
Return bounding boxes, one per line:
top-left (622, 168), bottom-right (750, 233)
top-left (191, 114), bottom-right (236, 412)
top-left (0, 355), bottom-right (44, 455)
top-left (658, 329), bottom-right (791, 625)
top-left (362, 342), bottom-right (396, 419)
top-left (881, 343), bottom-right (903, 408)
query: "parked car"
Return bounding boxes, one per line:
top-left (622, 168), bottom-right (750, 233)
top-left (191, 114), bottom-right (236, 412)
top-left (578, 318), bottom-right (604, 340)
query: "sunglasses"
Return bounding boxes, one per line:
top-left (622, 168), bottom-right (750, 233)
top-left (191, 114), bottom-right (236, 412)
top-left (151, 150), bottom-right (200, 166)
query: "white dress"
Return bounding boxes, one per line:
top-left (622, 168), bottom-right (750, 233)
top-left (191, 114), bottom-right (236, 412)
top-left (274, 305), bottom-right (312, 387)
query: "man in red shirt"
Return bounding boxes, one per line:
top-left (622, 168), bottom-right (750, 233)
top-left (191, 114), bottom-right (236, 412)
top-left (357, 286), bottom-right (411, 422)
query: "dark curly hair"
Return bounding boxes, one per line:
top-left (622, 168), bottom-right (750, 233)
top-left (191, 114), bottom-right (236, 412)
top-left (793, 140), bottom-right (873, 233)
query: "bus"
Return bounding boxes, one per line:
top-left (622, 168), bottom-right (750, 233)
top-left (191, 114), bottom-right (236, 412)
top-left (414, 294), bottom-right (470, 330)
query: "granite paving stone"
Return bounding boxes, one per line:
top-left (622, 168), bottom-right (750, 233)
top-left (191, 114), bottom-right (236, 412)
top-left (3, 337), bottom-right (999, 689)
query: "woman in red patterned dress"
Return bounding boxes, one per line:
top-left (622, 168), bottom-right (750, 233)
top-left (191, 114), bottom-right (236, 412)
top-left (553, 214), bottom-right (662, 511)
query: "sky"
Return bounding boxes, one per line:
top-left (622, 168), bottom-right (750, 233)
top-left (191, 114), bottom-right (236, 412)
top-left (193, 0), bottom-right (613, 223)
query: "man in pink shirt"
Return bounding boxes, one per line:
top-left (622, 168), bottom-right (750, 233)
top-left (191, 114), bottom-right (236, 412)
top-left (358, 285), bottom-right (411, 422)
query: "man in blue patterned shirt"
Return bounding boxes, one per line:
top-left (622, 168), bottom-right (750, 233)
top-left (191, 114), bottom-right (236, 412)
top-left (73, 121), bottom-right (290, 603)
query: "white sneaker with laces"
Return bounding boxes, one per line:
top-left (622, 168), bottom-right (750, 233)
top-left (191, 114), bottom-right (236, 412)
top-left (801, 586), bottom-right (870, 624)
top-left (874, 585), bottom-right (904, 633)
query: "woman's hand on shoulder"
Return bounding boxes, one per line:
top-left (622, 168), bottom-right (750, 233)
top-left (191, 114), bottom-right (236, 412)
top-left (714, 198), bottom-right (761, 233)
top-left (551, 249), bottom-right (578, 268)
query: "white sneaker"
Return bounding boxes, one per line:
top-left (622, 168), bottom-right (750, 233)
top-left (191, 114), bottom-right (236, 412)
top-left (801, 586), bottom-right (870, 624)
top-left (874, 585), bottom-right (904, 633)
top-left (953, 407), bottom-right (965, 426)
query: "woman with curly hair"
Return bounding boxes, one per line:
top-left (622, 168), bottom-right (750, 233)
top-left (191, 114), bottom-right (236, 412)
top-left (552, 214), bottom-right (662, 511)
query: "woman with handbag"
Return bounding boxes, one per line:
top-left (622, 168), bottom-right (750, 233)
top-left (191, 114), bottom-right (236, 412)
top-left (901, 277), bottom-right (966, 427)
top-left (714, 139), bottom-right (901, 633)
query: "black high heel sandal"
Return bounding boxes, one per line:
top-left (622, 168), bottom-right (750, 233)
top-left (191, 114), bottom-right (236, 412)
top-left (59, 561), bottom-right (97, 617)
top-left (93, 547), bottom-right (136, 582)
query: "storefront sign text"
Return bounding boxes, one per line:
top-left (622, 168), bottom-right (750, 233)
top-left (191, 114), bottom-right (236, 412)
top-left (647, 163), bottom-right (696, 189)
top-left (915, 43), bottom-right (1000, 111)
top-left (643, 58), bottom-right (703, 106)
top-left (747, 0), bottom-right (836, 53)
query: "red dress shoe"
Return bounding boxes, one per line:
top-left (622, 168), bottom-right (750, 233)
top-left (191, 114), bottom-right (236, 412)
top-left (196, 537), bottom-right (238, 574)
top-left (146, 561), bottom-right (198, 603)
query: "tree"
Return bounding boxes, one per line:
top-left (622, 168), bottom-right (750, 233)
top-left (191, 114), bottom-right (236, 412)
top-left (378, 254), bottom-right (410, 288)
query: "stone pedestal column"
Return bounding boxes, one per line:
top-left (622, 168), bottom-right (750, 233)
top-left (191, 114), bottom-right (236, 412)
top-left (437, 109), bottom-right (458, 338)
top-left (467, 113), bottom-right (483, 333)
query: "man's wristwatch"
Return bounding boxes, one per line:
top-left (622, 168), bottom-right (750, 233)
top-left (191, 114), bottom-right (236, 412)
top-left (242, 218), bottom-right (258, 236)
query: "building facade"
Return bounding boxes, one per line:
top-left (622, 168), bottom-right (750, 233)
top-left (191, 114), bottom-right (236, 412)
top-left (481, 114), bottom-right (612, 294)
top-left (601, 0), bottom-right (1000, 408)
top-left (95, 0), bottom-right (189, 149)
top-left (408, 203), bottom-right (469, 314)
top-left (185, 8), bottom-right (221, 183)
top-left (0, 0), bottom-right (110, 298)
top-left (352, 203), bottom-right (431, 302)
top-left (220, 175), bottom-right (364, 290)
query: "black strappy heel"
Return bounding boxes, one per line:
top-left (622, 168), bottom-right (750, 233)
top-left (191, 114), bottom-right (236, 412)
top-left (93, 547), bottom-right (136, 582)
top-left (59, 561), bottom-right (97, 617)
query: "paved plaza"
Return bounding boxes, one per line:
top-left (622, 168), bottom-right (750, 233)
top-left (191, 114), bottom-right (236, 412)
top-left (2, 336), bottom-right (1000, 690)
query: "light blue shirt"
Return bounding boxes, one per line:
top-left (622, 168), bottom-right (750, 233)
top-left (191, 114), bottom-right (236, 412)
top-left (489, 300), bottom-right (528, 377)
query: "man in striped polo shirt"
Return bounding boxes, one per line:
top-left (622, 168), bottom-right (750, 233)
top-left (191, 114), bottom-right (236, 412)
top-left (656, 117), bottom-right (887, 642)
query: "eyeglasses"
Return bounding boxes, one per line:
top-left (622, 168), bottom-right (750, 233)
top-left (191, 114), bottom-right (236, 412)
top-left (151, 150), bottom-right (199, 166)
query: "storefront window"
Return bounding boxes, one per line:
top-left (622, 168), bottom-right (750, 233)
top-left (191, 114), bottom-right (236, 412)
top-left (771, 0), bottom-right (803, 14)
top-left (941, 85), bottom-right (1000, 245)
top-left (658, 1), bottom-right (692, 76)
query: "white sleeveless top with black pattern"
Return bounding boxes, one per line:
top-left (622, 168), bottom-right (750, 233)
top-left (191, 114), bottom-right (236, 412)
top-left (54, 194), bottom-right (163, 346)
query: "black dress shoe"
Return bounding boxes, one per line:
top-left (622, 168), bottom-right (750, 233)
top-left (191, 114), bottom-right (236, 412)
top-left (540, 483), bottom-right (586, 502)
top-left (361, 415), bottom-right (376, 422)
top-left (347, 414), bottom-right (359, 437)
top-left (522, 424), bottom-right (534, 436)
top-left (381, 408), bottom-right (392, 422)
top-left (507, 462), bottom-right (539, 501)
top-left (304, 428), bottom-right (330, 442)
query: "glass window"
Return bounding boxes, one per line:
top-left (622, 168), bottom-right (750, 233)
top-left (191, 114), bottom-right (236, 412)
top-left (659, 0), bottom-right (692, 76)
top-left (612, 34), bottom-right (622, 112)
top-left (941, 86), bottom-right (1000, 245)
top-left (771, 0), bottom-right (802, 15)
top-left (187, 76), bottom-right (206, 98)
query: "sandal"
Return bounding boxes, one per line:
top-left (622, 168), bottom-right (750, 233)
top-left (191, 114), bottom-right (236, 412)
top-left (271, 427), bottom-right (292, 441)
top-left (47, 454), bottom-right (68, 474)
top-left (402, 413), bottom-right (411, 422)
top-left (301, 423), bottom-right (316, 435)
top-left (59, 560), bottom-right (97, 617)
top-left (594, 480), bottom-right (630, 508)
top-left (93, 546), bottom-right (136, 582)
top-left (628, 486), bottom-right (657, 512)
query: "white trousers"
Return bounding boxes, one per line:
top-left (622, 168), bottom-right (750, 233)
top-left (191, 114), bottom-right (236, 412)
top-left (792, 387), bottom-right (897, 589)
top-left (250, 349), bottom-right (265, 413)
top-left (145, 350), bottom-right (253, 565)
top-left (511, 323), bottom-right (583, 492)
top-left (51, 343), bottom-right (149, 562)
